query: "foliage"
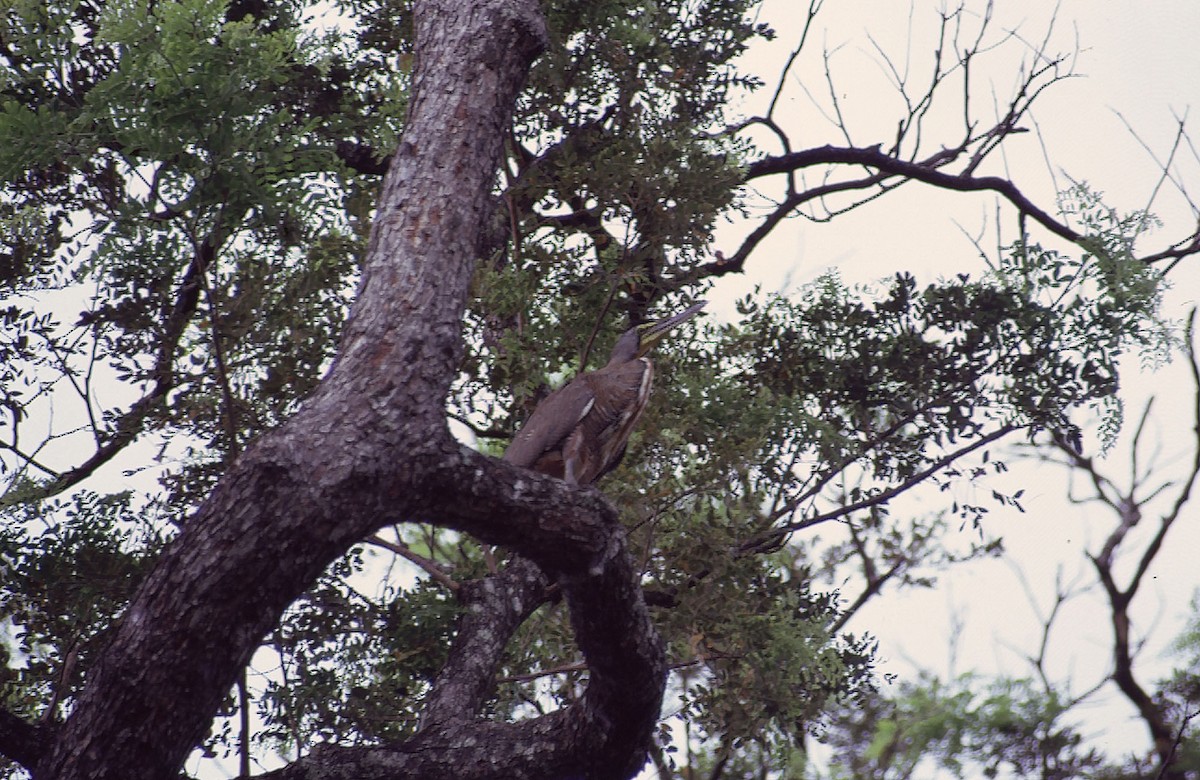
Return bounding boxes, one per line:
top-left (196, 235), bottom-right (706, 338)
top-left (255, 570), bottom-right (459, 752)
top-left (0, 492), bottom-right (161, 723)
top-left (1156, 594), bottom-right (1200, 777)
top-left (811, 591), bottom-right (1200, 780)
top-left (817, 672), bottom-right (1106, 780)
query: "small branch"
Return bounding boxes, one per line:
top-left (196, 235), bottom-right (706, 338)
top-left (237, 672), bottom-right (251, 778)
top-left (3, 234), bottom-right (216, 506)
top-left (0, 438), bottom-right (61, 480)
top-left (42, 642), bottom-right (78, 725)
top-left (743, 423), bottom-right (1018, 554)
top-left (193, 226), bottom-right (243, 462)
top-left (748, 144), bottom-right (1080, 242)
top-left (497, 660), bottom-right (587, 685)
top-left (1113, 110), bottom-right (1198, 224)
top-left (1157, 709), bottom-right (1200, 780)
top-left (833, 557), bottom-right (905, 633)
top-left (446, 411), bottom-right (509, 441)
top-left (366, 534), bottom-right (460, 593)
top-left (766, 0), bottom-right (823, 123)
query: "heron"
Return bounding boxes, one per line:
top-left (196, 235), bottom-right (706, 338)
top-left (503, 301), bottom-right (707, 485)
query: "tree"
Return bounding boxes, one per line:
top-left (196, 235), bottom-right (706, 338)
top-left (1047, 319), bottom-right (1200, 779)
top-left (0, 0), bottom-right (1196, 779)
top-left (814, 316), bottom-right (1200, 779)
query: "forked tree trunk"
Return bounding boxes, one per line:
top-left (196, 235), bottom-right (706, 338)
top-left (22, 1), bottom-right (667, 778)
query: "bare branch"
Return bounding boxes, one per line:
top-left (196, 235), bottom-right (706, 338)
top-left (1042, 309), bottom-right (1200, 776)
top-left (366, 534), bottom-right (461, 593)
top-left (1114, 110), bottom-right (1198, 222)
top-left (766, 0), bottom-right (823, 123)
top-left (748, 144), bottom-right (1081, 242)
top-left (1126, 312), bottom-right (1200, 603)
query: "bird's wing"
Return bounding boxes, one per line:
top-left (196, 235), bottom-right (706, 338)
top-left (578, 360), bottom-right (650, 438)
top-left (502, 379), bottom-right (596, 467)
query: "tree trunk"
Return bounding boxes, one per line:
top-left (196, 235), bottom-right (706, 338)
top-left (26, 1), bottom-right (667, 778)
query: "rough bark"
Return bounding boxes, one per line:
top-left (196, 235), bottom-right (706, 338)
top-left (20, 1), bottom-right (667, 778)
top-left (418, 557), bottom-right (551, 730)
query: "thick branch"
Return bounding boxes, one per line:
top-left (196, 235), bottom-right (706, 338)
top-left (259, 518), bottom-right (665, 780)
top-left (418, 556), bottom-right (550, 728)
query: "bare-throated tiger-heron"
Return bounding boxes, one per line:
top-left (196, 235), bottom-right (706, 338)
top-left (503, 301), bottom-right (706, 485)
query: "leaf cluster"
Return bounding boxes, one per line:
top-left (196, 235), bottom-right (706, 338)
top-left (817, 672), bottom-right (1106, 780)
top-left (254, 569), bottom-right (458, 751)
top-left (0, 491), bottom-right (161, 723)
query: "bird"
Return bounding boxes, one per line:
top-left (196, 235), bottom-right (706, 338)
top-left (503, 301), bottom-right (707, 485)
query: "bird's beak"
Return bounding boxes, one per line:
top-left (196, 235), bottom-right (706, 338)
top-left (636, 300), bottom-right (707, 356)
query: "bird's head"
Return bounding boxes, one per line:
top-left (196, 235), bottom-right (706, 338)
top-left (608, 300), bottom-right (707, 365)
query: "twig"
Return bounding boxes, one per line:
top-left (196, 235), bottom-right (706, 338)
top-left (366, 535), bottom-right (460, 593)
top-left (1157, 709), bottom-right (1200, 780)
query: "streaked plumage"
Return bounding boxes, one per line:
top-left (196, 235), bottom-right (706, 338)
top-left (504, 301), bottom-right (706, 485)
